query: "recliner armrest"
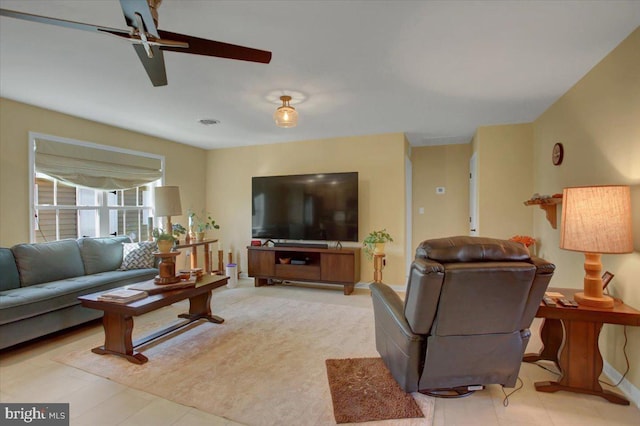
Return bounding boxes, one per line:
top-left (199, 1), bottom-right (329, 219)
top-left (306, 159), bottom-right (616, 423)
top-left (403, 258), bottom-right (444, 334)
top-left (519, 256), bottom-right (556, 329)
top-left (370, 282), bottom-right (424, 392)
top-left (412, 257), bottom-right (444, 274)
top-left (530, 256), bottom-right (556, 275)
top-left (369, 282), bottom-right (420, 341)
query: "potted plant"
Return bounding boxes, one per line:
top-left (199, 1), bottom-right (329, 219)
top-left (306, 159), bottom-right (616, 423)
top-left (172, 223), bottom-right (187, 244)
top-left (152, 228), bottom-right (175, 253)
top-left (188, 210), bottom-right (220, 241)
top-left (363, 229), bottom-right (393, 260)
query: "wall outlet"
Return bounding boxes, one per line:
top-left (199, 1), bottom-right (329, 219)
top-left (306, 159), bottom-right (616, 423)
top-left (436, 187), bottom-right (445, 194)
top-left (418, 207), bottom-right (425, 215)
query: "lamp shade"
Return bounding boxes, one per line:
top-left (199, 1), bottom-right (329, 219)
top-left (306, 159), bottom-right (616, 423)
top-left (154, 186), bottom-right (182, 217)
top-left (560, 185), bottom-right (633, 254)
top-left (274, 95), bottom-right (298, 128)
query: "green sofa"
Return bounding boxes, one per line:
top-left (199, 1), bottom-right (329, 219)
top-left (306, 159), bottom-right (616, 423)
top-left (0, 236), bottom-right (158, 349)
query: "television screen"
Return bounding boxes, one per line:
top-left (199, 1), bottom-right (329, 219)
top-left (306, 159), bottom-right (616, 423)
top-left (252, 172), bottom-right (358, 242)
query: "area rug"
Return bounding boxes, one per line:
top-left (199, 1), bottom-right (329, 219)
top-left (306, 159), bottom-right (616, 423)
top-left (54, 288), bottom-right (435, 425)
top-left (326, 357), bottom-right (424, 423)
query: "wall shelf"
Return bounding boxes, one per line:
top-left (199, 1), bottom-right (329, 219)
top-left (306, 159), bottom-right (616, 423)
top-left (524, 198), bottom-right (562, 229)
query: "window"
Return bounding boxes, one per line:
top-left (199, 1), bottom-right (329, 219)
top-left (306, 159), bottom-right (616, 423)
top-left (30, 133), bottom-right (164, 243)
top-left (34, 177), bottom-right (79, 242)
top-left (34, 175), bottom-right (155, 243)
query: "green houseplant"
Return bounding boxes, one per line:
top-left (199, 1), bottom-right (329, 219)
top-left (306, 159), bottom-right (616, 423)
top-left (363, 228), bottom-right (393, 260)
top-left (152, 228), bottom-right (175, 253)
top-left (188, 210), bottom-right (220, 241)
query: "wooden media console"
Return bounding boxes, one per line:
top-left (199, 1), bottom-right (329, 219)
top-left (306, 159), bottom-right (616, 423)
top-left (247, 245), bottom-right (361, 295)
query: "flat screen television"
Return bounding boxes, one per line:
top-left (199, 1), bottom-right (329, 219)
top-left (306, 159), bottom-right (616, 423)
top-left (252, 172), bottom-right (358, 242)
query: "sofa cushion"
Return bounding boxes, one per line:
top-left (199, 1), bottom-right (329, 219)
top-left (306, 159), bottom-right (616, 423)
top-left (0, 248), bottom-right (20, 291)
top-left (78, 236), bottom-right (131, 275)
top-left (0, 268), bottom-right (157, 325)
top-left (120, 241), bottom-right (157, 270)
top-left (12, 239), bottom-right (85, 287)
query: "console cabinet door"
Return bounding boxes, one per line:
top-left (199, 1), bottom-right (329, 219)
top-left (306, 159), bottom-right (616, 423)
top-left (248, 249), bottom-right (275, 276)
top-left (321, 253), bottom-right (355, 283)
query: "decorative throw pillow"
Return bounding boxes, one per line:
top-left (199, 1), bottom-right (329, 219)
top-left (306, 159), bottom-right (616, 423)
top-left (120, 241), bottom-right (157, 270)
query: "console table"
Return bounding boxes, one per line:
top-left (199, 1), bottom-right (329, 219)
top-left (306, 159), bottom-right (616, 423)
top-left (524, 287), bottom-right (640, 405)
top-left (247, 245), bottom-right (361, 295)
top-left (174, 239), bottom-right (218, 274)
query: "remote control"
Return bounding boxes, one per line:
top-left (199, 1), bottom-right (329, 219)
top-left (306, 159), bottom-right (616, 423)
top-left (542, 296), bottom-right (556, 307)
top-left (558, 297), bottom-right (579, 308)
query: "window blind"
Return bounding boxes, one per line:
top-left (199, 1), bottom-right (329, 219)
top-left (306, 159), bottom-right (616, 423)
top-left (35, 138), bottom-right (162, 190)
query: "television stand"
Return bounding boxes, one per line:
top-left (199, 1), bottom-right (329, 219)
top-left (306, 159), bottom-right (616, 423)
top-left (247, 245), bottom-right (361, 295)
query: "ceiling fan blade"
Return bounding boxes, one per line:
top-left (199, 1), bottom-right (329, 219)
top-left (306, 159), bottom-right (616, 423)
top-left (157, 30), bottom-right (272, 64)
top-left (132, 44), bottom-right (167, 86)
top-left (0, 8), bottom-right (130, 36)
top-left (119, 0), bottom-right (159, 38)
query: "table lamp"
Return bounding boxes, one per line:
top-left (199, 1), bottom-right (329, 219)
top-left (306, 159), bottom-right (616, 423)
top-left (154, 186), bottom-right (182, 234)
top-left (560, 185), bottom-right (633, 308)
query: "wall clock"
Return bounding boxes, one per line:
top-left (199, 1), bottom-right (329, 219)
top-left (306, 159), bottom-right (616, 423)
top-left (552, 143), bottom-right (564, 166)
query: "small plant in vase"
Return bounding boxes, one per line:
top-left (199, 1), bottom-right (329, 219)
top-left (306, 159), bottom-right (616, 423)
top-left (152, 228), bottom-right (175, 253)
top-left (188, 210), bottom-right (220, 241)
top-left (363, 229), bottom-right (393, 260)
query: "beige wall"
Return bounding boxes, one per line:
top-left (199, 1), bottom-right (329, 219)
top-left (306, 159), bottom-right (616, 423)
top-left (205, 133), bottom-right (408, 285)
top-left (0, 98), bottom-right (207, 248)
top-left (412, 143), bottom-right (471, 245)
top-left (2, 25), bottom-right (638, 395)
top-left (474, 123), bottom-right (534, 239)
top-left (532, 28), bottom-right (640, 390)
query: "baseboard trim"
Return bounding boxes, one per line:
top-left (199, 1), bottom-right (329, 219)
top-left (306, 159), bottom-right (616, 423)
top-left (603, 361), bottom-right (640, 408)
top-left (355, 282), bottom-right (406, 291)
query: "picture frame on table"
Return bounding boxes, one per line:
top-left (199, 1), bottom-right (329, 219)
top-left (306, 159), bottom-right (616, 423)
top-left (602, 271), bottom-right (614, 290)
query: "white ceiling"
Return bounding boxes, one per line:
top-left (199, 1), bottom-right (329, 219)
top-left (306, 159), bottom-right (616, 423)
top-left (1, 0), bottom-right (638, 150)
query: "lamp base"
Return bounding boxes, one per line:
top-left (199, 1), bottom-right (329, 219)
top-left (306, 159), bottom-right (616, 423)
top-left (153, 251), bottom-right (180, 285)
top-left (574, 292), bottom-right (614, 309)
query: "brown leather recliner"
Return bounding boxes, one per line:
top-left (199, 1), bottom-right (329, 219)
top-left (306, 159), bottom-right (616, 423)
top-left (370, 236), bottom-right (555, 396)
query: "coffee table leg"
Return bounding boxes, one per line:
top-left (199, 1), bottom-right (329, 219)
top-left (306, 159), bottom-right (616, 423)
top-left (92, 312), bottom-right (148, 364)
top-left (178, 290), bottom-right (224, 324)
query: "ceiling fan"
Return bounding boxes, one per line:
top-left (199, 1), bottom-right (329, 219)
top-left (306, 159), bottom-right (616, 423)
top-left (0, 0), bottom-right (272, 87)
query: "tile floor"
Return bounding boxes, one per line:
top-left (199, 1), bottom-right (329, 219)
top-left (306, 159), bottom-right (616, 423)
top-left (1, 279), bottom-right (638, 425)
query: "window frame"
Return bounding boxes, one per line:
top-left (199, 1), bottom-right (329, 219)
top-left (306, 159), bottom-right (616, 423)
top-left (29, 132), bottom-right (165, 243)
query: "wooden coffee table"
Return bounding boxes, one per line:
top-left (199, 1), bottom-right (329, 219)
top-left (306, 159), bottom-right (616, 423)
top-left (79, 274), bottom-right (228, 364)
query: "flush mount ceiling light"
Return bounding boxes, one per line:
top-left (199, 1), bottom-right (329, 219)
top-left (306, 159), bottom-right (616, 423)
top-left (274, 95), bottom-right (298, 128)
